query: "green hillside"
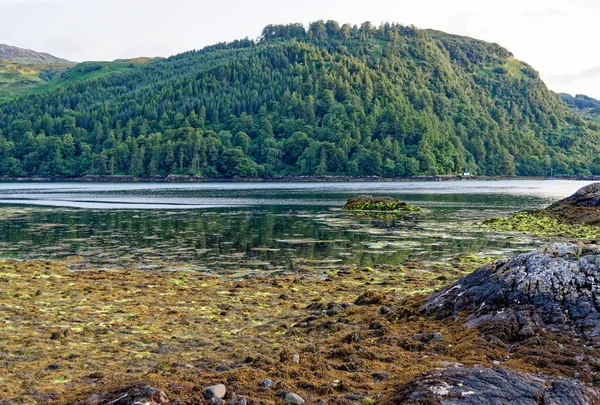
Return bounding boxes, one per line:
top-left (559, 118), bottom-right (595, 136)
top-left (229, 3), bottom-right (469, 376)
top-left (0, 56), bottom-right (157, 102)
top-left (560, 93), bottom-right (600, 122)
top-left (0, 21), bottom-right (599, 178)
top-left (0, 44), bottom-right (70, 65)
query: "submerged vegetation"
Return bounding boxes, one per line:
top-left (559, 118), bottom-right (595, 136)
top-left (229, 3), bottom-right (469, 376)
top-left (1, 22), bottom-right (600, 178)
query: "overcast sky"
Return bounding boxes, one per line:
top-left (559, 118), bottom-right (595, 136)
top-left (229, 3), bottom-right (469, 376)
top-left (1, 0), bottom-right (598, 98)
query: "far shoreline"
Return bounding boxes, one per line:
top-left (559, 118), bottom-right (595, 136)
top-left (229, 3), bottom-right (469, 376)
top-left (0, 174), bottom-right (598, 183)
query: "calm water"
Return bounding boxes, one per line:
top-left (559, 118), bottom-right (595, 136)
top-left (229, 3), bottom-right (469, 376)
top-left (0, 180), bottom-right (592, 277)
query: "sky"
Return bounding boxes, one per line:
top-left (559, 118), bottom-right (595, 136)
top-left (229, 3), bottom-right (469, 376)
top-left (0, 0), bottom-right (598, 98)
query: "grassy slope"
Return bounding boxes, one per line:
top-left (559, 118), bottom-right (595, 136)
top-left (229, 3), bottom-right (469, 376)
top-left (0, 57), bottom-right (159, 102)
top-left (0, 60), bottom-right (73, 101)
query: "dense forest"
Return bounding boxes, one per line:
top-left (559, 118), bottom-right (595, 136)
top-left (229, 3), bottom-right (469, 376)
top-left (1, 21), bottom-right (599, 178)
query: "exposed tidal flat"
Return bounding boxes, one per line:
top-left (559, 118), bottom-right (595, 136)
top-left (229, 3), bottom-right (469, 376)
top-left (0, 180), bottom-right (598, 404)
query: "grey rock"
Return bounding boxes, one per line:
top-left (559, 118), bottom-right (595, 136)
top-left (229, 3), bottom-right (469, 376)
top-left (413, 332), bottom-right (444, 344)
top-left (74, 383), bottom-right (175, 404)
top-left (291, 353), bottom-right (300, 363)
top-left (203, 384), bottom-right (227, 400)
top-left (387, 366), bottom-right (600, 404)
top-left (261, 378), bottom-right (273, 387)
top-left (284, 392), bottom-right (306, 404)
top-left (422, 243), bottom-right (600, 337)
top-left (208, 399), bottom-right (224, 405)
top-left (228, 393), bottom-right (247, 405)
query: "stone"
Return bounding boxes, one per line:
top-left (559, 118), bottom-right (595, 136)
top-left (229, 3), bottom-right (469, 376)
top-left (384, 366), bottom-right (600, 404)
top-left (291, 353), bottom-right (300, 363)
top-left (413, 332), bottom-right (444, 344)
top-left (203, 384), bottom-right (227, 400)
top-left (261, 378), bottom-right (273, 387)
top-left (284, 392), bottom-right (305, 404)
top-left (74, 384), bottom-right (175, 405)
top-left (422, 243), bottom-right (600, 338)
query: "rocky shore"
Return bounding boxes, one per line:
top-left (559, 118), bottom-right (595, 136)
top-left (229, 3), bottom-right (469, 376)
top-left (3, 240), bottom-right (600, 404)
top-left (484, 182), bottom-right (600, 239)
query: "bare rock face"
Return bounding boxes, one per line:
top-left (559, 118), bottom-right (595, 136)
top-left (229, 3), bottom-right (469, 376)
top-left (384, 366), bottom-right (600, 404)
top-left (422, 243), bottom-right (600, 338)
top-left (74, 384), bottom-right (177, 405)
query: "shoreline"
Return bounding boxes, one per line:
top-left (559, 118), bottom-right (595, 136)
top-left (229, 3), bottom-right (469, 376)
top-left (0, 174), bottom-right (598, 183)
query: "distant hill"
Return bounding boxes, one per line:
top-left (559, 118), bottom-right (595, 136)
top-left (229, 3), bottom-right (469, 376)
top-left (0, 43), bottom-right (158, 101)
top-left (0, 44), bottom-right (70, 64)
top-left (560, 93), bottom-right (600, 122)
top-left (0, 21), bottom-right (599, 178)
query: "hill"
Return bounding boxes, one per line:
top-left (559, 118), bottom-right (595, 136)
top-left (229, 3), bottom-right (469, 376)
top-left (0, 44), bottom-right (75, 101)
top-left (0, 44), bottom-right (70, 65)
top-left (0, 21), bottom-right (599, 178)
top-left (560, 93), bottom-right (600, 122)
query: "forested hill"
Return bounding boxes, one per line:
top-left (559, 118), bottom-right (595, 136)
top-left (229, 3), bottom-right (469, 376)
top-left (1, 21), bottom-right (599, 178)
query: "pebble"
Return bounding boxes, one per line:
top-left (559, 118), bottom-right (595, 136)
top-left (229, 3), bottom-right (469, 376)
top-left (208, 399), bottom-right (224, 405)
top-left (292, 354), bottom-right (300, 363)
top-left (284, 392), bottom-right (305, 404)
top-left (261, 378), bottom-right (273, 387)
top-left (203, 384), bottom-right (227, 400)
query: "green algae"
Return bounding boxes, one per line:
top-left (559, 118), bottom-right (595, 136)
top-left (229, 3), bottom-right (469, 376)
top-left (343, 196), bottom-right (423, 216)
top-left (483, 210), bottom-right (600, 240)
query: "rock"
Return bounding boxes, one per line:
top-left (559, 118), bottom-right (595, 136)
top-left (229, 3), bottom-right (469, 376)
top-left (546, 183), bottom-right (600, 224)
top-left (384, 366), bottom-right (600, 404)
top-left (550, 183), bottom-right (600, 209)
top-left (208, 399), bottom-right (224, 405)
top-left (343, 195), bottom-right (421, 212)
top-left (284, 392), bottom-right (306, 404)
top-left (261, 378), bottom-right (273, 387)
top-left (422, 243), bottom-right (600, 338)
top-left (203, 384), bottom-right (227, 400)
top-left (292, 353), bottom-right (300, 363)
top-left (74, 383), bottom-right (176, 405)
top-left (413, 332), bottom-right (444, 344)
top-left (379, 305), bottom-right (393, 316)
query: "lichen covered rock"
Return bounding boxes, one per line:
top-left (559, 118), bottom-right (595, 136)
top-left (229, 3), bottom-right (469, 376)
top-left (423, 243), bottom-right (600, 337)
top-left (384, 366), bottom-right (599, 404)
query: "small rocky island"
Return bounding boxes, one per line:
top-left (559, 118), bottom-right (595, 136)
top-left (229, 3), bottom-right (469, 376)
top-left (344, 195), bottom-right (422, 216)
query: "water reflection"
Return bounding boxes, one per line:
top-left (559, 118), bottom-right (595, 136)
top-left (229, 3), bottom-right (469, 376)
top-left (0, 181), bottom-right (587, 276)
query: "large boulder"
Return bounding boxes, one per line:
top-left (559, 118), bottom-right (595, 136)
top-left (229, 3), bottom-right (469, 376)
top-left (546, 183), bottom-right (600, 224)
top-left (384, 366), bottom-right (600, 404)
top-left (550, 183), bottom-right (600, 209)
top-left (422, 243), bottom-right (600, 338)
